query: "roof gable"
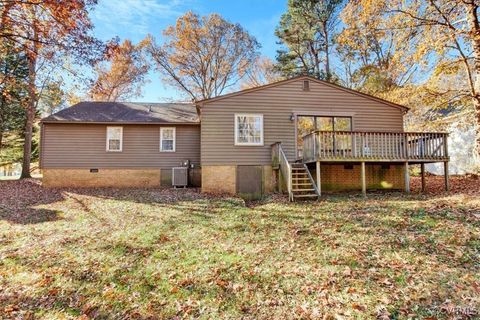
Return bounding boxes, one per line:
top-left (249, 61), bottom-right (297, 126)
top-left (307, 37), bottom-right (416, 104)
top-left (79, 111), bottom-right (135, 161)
top-left (197, 75), bottom-right (409, 112)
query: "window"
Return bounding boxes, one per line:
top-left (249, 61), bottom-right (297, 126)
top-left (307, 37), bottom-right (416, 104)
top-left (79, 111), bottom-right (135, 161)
top-left (316, 117), bottom-right (334, 131)
top-left (160, 127), bottom-right (176, 152)
top-left (316, 116), bottom-right (351, 131)
top-left (106, 126), bottom-right (123, 152)
top-left (235, 114), bottom-right (263, 146)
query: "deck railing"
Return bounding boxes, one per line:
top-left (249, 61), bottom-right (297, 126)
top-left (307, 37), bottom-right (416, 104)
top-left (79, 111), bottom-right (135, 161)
top-left (271, 142), bottom-right (293, 201)
top-left (302, 131), bottom-right (449, 162)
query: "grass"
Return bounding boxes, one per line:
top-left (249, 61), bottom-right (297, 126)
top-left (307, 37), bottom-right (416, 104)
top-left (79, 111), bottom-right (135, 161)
top-left (0, 179), bottom-right (479, 319)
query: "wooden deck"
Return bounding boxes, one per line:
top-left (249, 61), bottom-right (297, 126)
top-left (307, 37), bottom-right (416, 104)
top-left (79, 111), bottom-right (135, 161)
top-left (302, 131), bottom-right (449, 163)
top-left (272, 131), bottom-right (450, 201)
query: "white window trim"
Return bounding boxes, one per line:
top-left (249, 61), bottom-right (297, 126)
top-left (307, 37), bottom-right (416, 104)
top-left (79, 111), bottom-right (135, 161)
top-left (106, 126), bottom-right (123, 152)
top-left (234, 113), bottom-right (264, 146)
top-left (160, 127), bottom-right (176, 152)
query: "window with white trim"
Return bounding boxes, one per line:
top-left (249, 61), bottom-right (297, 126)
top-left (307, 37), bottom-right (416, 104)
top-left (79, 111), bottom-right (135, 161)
top-left (106, 126), bottom-right (123, 152)
top-left (234, 114), bottom-right (264, 146)
top-left (160, 127), bottom-right (176, 152)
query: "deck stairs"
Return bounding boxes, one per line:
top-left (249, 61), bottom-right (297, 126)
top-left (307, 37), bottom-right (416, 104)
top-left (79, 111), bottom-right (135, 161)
top-left (290, 163), bottom-right (319, 201)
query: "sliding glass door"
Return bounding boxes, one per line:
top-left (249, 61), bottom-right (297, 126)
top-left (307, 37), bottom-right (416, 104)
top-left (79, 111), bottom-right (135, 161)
top-left (297, 116), bottom-right (352, 158)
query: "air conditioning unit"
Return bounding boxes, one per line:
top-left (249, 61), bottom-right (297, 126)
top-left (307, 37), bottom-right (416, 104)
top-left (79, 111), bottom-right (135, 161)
top-left (172, 167), bottom-right (188, 188)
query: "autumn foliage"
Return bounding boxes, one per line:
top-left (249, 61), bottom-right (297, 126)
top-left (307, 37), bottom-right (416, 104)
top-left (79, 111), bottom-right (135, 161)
top-left (147, 12), bottom-right (260, 102)
top-left (0, 0), bottom-right (114, 177)
top-left (90, 39), bottom-right (150, 102)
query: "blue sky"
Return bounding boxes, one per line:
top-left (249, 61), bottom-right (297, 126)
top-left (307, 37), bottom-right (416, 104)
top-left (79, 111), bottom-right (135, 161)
top-left (90, 0), bottom-right (287, 102)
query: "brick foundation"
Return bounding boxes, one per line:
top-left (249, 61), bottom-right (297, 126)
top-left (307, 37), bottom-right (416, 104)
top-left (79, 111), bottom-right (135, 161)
top-left (263, 165), bottom-right (275, 194)
top-left (313, 163), bottom-right (405, 191)
top-left (43, 168), bottom-right (161, 188)
top-left (202, 165), bottom-right (237, 194)
top-left (202, 165), bottom-right (275, 195)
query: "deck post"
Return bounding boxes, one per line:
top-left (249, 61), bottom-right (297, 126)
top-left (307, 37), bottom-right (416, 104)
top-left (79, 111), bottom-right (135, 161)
top-left (444, 161), bottom-right (450, 191)
top-left (420, 163), bottom-right (426, 192)
top-left (316, 161), bottom-right (321, 197)
top-left (361, 161), bottom-right (366, 197)
top-left (404, 162), bottom-right (410, 193)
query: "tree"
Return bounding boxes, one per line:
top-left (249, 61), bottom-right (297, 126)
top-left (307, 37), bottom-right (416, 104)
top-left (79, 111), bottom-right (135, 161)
top-left (240, 56), bottom-right (283, 89)
top-left (275, 0), bottom-right (345, 80)
top-left (147, 12), bottom-right (260, 106)
top-left (392, 0), bottom-right (480, 159)
top-left (341, 1), bottom-right (480, 160)
top-left (0, 41), bottom-right (28, 152)
top-left (1, 0), bottom-right (110, 178)
top-left (336, 1), bottom-right (418, 97)
top-left (39, 81), bottom-right (65, 115)
top-left (90, 39), bottom-right (150, 102)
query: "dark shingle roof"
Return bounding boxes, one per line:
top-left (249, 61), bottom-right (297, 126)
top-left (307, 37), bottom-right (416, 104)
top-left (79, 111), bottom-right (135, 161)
top-left (41, 102), bottom-right (199, 124)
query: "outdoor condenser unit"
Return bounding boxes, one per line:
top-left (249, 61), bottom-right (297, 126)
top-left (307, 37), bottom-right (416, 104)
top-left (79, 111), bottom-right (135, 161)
top-left (172, 160), bottom-right (190, 188)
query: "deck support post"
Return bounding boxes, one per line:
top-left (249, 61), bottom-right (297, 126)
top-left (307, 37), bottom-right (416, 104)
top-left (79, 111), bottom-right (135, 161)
top-left (361, 161), bottom-right (366, 197)
top-left (420, 163), bottom-right (426, 192)
top-left (444, 161), bottom-right (449, 191)
top-left (404, 162), bottom-right (410, 193)
top-left (316, 161), bottom-right (321, 197)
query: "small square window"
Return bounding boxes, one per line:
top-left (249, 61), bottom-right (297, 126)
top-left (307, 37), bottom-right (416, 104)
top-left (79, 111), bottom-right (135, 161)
top-left (234, 114), bottom-right (263, 146)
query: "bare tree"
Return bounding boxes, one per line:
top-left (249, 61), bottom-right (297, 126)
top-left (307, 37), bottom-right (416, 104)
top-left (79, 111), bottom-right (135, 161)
top-left (147, 12), bottom-right (260, 108)
top-left (240, 56), bottom-right (283, 89)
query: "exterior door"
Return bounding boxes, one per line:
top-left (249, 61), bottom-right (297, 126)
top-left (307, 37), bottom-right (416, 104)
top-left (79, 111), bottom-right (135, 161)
top-left (297, 116), bottom-right (315, 158)
top-left (297, 116), bottom-right (352, 158)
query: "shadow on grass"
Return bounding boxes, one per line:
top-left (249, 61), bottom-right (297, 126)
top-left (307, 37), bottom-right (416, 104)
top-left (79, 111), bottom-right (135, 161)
top-left (0, 179), bottom-right (65, 224)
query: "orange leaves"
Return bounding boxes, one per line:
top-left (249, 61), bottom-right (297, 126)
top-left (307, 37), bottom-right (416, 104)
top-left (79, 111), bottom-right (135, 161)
top-left (90, 39), bottom-right (150, 102)
top-left (147, 12), bottom-right (260, 101)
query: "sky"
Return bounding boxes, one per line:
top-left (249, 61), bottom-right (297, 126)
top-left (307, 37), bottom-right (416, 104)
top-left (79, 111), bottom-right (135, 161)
top-left (90, 0), bottom-right (287, 102)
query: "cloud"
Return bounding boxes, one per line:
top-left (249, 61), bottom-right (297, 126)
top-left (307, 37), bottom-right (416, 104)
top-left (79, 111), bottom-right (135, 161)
top-left (92, 0), bottom-right (188, 39)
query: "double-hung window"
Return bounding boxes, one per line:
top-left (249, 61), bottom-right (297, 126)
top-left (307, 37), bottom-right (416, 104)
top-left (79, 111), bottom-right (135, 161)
top-left (106, 126), bottom-right (123, 152)
top-left (234, 114), bottom-right (264, 146)
top-left (160, 127), bottom-right (176, 152)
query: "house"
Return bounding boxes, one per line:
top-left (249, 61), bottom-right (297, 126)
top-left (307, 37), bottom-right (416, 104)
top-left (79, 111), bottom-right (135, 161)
top-left (40, 76), bottom-right (450, 200)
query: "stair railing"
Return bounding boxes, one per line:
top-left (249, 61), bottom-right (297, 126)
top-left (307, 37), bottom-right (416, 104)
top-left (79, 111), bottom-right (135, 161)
top-left (271, 142), bottom-right (293, 201)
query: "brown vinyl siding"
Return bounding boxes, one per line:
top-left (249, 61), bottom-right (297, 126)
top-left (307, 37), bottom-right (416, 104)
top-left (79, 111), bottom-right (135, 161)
top-left (41, 123), bottom-right (200, 168)
top-left (201, 78), bottom-right (404, 165)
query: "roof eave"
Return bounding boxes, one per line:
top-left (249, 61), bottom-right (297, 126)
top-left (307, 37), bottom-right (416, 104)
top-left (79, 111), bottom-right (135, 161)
top-left (40, 120), bottom-right (200, 125)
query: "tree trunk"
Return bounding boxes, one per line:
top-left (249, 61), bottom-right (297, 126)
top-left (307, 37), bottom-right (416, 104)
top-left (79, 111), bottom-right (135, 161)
top-left (20, 54), bottom-right (37, 179)
top-left (0, 130), bottom-right (3, 152)
top-left (324, 23), bottom-right (330, 81)
top-left (465, 2), bottom-right (480, 160)
top-left (325, 41), bottom-right (330, 81)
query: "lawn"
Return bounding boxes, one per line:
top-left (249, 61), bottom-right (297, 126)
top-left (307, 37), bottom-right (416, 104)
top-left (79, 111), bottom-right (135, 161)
top-left (0, 178), bottom-right (479, 319)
